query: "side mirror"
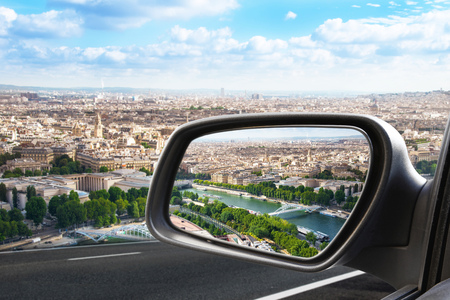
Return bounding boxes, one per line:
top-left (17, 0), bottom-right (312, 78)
top-left (146, 113), bottom-right (427, 288)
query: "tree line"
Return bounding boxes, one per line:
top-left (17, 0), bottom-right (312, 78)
top-left (175, 170), bottom-right (211, 180)
top-left (49, 186), bottom-right (149, 229)
top-left (2, 154), bottom-right (92, 178)
top-left (173, 198), bottom-right (318, 257)
top-left (193, 179), bottom-right (360, 209)
top-left (415, 160), bottom-right (437, 175)
top-left (0, 208), bottom-right (32, 242)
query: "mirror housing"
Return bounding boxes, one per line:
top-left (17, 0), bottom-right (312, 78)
top-left (146, 113), bottom-right (427, 288)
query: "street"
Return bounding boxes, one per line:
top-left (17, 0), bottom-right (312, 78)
top-left (0, 241), bottom-right (395, 299)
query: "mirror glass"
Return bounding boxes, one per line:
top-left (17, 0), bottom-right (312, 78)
top-left (169, 127), bottom-right (370, 258)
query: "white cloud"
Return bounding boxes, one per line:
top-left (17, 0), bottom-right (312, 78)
top-left (352, 5), bottom-right (361, 8)
top-left (11, 10), bottom-right (83, 38)
top-left (289, 35), bottom-right (317, 48)
top-left (389, 1), bottom-right (401, 6)
top-left (48, 0), bottom-right (239, 30)
top-left (285, 11), bottom-right (297, 20)
top-left (0, 7), bottom-right (17, 36)
top-left (312, 10), bottom-right (450, 54)
top-left (406, 1), bottom-right (418, 5)
top-left (367, 3), bottom-right (381, 7)
top-left (2, 11), bottom-right (450, 92)
top-left (171, 25), bottom-right (232, 44)
top-left (0, 8), bottom-right (83, 38)
top-left (246, 36), bottom-right (288, 53)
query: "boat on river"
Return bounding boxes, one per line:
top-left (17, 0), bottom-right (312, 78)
top-left (202, 193), bottom-right (221, 199)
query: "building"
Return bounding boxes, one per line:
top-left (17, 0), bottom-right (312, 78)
top-left (73, 122), bottom-right (82, 136)
top-left (76, 152), bottom-right (154, 173)
top-left (12, 146), bottom-right (54, 163)
top-left (93, 113), bottom-right (103, 138)
top-left (12, 145), bottom-right (76, 163)
top-left (0, 158), bottom-right (51, 173)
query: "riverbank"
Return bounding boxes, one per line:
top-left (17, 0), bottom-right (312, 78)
top-left (192, 183), bottom-right (271, 202)
top-left (191, 183), bottom-right (350, 220)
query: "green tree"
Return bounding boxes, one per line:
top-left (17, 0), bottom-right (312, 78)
top-left (139, 167), bottom-right (152, 176)
top-left (335, 190), bottom-right (345, 205)
top-left (8, 208), bottom-right (24, 222)
top-left (25, 170), bottom-right (33, 177)
top-left (320, 242), bottom-right (329, 250)
top-left (84, 198), bottom-right (116, 227)
top-left (171, 187), bottom-right (182, 199)
top-left (33, 169), bottom-right (42, 176)
top-left (127, 201), bottom-right (140, 218)
top-left (60, 166), bottom-right (70, 175)
top-left (25, 196), bottom-right (47, 226)
top-left (48, 195), bottom-right (62, 216)
top-left (0, 183), bottom-right (6, 203)
top-left (69, 190), bottom-right (80, 202)
top-left (56, 200), bottom-right (87, 228)
top-left (108, 187), bottom-right (123, 202)
top-left (12, 187), bottom-right (18, 209)
top-left (13, 168), bottom-right (23, 177)
top-left (0, 208), bottom-right (10, 222)
top-left (89, 189), bottom-right (110, 200)
top-left (115, 199), bottom-right (129, 215)
top-left (17, 222), bottom-right (32, 237)
top-left (50, 167), bottom-right (60, 175)
top-left (353, 183), bottom-right (359, 194)
top-left (99, 166), bottom-right (108, 173)
top-left (306, 231), bottom-right (317, 245)
top-left (136, 197), bottom-right (146, 216)
top-left (170, 196), bottom-right (182, 205)
top-left (26, 185), bottom-right (36, 201)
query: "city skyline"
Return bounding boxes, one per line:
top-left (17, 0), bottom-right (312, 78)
top-left (194, 127), bottom-right (366, 142)
top-left (1, 1), bottom-right (450, 92)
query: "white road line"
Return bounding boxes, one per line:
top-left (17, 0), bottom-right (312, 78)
top-left (255, 270), bottom-right (365, 300)
top-left (68, 252), bottom-right (141, 261)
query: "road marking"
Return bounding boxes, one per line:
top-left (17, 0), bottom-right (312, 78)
top-left (68, 252), bottom-right (141, 261)
top-left (255, 270), bottom-right (365, 300)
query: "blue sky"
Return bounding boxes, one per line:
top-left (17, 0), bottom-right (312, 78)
top-left (1, 0), bottom-right (450, 92)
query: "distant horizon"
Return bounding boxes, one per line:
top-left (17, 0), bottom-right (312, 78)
top-left (0, 83), bottom-right (446, 98)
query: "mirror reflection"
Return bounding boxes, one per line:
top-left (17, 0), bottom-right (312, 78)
top-left (169, 127), bottom-right (370, 258)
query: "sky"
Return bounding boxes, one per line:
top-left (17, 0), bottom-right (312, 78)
top-left (195, 127), bottom-right (365, 142)
top-left (1, 0), bottom-right (450, 93)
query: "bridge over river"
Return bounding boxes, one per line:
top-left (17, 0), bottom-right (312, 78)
top-left (76, 224), bottom-right (154, 243)
top-left (268, 203), bottom-right (322, 216)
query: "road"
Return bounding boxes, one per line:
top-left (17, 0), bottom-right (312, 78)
top-left (0, 241), bottom-right (395, 299)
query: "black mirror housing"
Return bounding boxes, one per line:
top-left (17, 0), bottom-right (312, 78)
top-left (146, 113), bottom-right (427, 288)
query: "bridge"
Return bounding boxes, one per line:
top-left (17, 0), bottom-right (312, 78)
top-left (269, 203), bottom-right (321, 216)
top-left (174, 180), bottom-right (193, 189)
top-left (76, 224), bottom-right (154, 243)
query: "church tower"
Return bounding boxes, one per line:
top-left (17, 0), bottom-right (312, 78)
top-left (73, 122), bottom-right (82, 136)
top-left (307, 149), bottom-right (312, 162)
top-left (94, 113), bottom-right (103, 138)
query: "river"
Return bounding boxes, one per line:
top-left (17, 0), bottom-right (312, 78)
top-left (184, 187), bottom-right (346, 240)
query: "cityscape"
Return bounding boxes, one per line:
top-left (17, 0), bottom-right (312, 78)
top-left (0, 86), bottom-right (447, 255)
top-left (1, 0), bottom-right (450, 297)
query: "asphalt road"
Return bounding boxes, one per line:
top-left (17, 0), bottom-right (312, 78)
top-left (0, 241), bottom-right (395, 299)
